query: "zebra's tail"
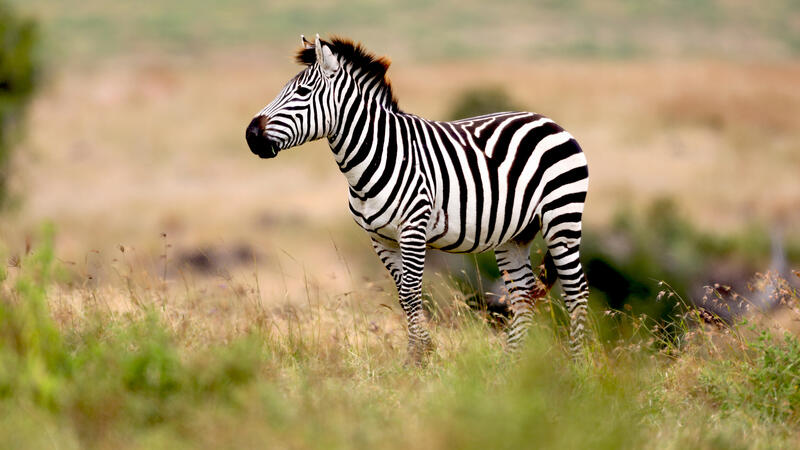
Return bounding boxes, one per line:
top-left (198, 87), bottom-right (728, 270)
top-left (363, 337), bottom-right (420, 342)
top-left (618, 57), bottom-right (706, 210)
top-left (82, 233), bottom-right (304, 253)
top-left (482, 249), bottom-right (559, 320)
top-left (534, 250), bottom-right (559, 296)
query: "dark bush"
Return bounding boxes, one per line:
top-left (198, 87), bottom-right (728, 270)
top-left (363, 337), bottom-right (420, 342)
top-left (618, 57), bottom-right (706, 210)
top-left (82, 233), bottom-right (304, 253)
top-left (447, 86), bottom-right (521, 120)
top-left (447, 195), bottom-right (798, 337)
top-left (0, 2), bottom-right (38, 206)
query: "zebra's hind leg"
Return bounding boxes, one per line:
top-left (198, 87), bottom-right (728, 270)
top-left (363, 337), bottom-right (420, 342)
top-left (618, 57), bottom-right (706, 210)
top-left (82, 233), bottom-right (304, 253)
top-left (495, 241), bottom-right (549, 352)
top-left (544, 230), bottom-right (590, 357)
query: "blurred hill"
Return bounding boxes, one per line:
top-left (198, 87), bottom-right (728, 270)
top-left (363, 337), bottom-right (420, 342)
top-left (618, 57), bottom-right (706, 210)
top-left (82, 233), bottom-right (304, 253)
top-left (10, 0), bottom-right (800, 66)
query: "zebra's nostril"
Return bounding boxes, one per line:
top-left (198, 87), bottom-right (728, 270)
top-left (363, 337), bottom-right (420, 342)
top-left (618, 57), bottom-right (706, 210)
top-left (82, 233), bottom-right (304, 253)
top-left (256, 115), bottom-right (270, 130)
top-left (246, 116), bottom-right (268, 139)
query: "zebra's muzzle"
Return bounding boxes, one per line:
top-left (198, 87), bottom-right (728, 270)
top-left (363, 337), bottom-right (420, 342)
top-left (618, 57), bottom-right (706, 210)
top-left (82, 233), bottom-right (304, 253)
top-left (246, 116), bottom-right (279, 159)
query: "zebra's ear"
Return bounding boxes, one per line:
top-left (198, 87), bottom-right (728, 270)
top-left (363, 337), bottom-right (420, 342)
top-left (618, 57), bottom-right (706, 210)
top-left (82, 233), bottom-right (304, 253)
top-left (301, 34), bottom-right (314, 50)
top-left (314, 34), bottom-right (339, 75)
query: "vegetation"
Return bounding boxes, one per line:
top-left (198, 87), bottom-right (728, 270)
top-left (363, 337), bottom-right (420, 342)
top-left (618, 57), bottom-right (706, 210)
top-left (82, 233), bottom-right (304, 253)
top-left (1, 230), bottom-right (799, 448)
top-left (446, 85), bottom-right (521, 119)
top-left (0, 1), bottom-right (37, 205)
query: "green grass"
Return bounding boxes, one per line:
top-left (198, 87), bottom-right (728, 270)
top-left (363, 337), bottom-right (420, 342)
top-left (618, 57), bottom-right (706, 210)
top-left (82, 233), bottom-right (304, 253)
top-left (699, 327), bottom-right (800, 425)
top-left (1, 228), bottom-right (800, 448)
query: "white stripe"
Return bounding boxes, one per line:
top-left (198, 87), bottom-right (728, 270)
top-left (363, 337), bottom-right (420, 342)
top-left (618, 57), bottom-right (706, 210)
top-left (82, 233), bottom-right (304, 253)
top-left (502, 131), bottom-right (574, 242)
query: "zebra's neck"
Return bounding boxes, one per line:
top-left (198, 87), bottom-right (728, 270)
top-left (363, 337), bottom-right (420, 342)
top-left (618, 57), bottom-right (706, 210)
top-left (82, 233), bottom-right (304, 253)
top-left (327, 83), bottom-right (414, 197)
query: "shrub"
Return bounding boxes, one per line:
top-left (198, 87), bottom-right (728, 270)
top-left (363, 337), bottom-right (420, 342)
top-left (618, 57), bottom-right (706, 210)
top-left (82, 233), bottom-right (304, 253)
top-left (0, 226), bottom-right (266, 442)
top-left (447, 86), bottom-right (521, 120)
top-left (0, 1), bottom-right (38, 206)
top-left (0, 223), bottom-right (70, 409)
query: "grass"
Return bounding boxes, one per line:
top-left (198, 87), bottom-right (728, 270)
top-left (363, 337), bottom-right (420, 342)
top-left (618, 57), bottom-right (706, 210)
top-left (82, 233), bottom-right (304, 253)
top-left (2, 228), bottom-right (800, 449)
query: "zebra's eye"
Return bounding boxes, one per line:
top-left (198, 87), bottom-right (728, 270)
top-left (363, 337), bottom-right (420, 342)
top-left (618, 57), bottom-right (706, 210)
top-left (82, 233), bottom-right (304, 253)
top-left (296, 86), bottom-right (311, 96)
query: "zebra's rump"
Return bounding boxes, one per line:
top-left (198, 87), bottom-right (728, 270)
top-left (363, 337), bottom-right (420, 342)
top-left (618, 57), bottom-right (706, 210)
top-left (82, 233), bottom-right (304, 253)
top-left (422, 111), bottom-right (589, 253)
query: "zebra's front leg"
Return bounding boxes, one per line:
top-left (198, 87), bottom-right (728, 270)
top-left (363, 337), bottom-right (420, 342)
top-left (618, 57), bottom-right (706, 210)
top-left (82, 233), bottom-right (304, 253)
top-left (372, 234), bottom-right (433, 364)
top-left (399, 224), bottom-right (434, 363)
top-left (371, 238), bottom-right (403, 287)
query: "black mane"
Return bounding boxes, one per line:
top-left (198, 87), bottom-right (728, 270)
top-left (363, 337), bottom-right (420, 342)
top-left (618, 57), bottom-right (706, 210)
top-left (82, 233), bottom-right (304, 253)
top-left (296, 37), bottom-right (398, 110)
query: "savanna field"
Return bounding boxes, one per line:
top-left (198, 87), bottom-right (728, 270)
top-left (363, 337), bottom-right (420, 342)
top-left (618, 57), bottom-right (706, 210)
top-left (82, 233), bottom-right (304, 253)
top-left (1, 1), bottom-right (800, 448)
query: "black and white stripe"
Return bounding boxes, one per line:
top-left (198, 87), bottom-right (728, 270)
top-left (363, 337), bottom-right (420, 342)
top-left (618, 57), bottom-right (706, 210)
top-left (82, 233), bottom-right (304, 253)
top-left (246, 35), bottom-right (590, 360)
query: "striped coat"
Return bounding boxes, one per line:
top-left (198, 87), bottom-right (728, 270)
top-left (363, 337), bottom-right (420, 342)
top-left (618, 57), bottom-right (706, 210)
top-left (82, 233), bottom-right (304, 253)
top-left (246, 35), bottom-right (590, 361)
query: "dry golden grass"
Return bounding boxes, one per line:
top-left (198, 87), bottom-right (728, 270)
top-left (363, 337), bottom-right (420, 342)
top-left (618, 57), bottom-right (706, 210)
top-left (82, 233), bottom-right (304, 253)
top-left (3, 221), bottom-right (800, 449)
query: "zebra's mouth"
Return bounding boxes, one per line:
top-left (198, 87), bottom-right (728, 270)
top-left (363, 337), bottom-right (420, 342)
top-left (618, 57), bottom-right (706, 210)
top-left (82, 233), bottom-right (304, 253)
top-left (256, 142), bottom-right (279, 159)
top-left (247, 136), bottom-right (279, 159)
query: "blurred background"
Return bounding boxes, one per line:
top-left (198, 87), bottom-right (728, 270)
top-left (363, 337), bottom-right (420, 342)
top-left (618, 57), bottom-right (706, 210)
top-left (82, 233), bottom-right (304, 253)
top-left (1, 0), bottom-right (799, 321)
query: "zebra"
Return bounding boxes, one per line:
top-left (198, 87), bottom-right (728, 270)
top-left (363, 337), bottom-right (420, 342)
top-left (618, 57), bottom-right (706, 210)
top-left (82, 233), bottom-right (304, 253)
top-left (246, 35), bottom-right (590, 361)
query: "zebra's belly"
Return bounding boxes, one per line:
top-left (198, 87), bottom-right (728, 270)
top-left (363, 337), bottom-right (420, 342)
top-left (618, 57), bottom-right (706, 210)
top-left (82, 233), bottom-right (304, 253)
top-left (349, 197), bottom-right (503, 251)
top-left (348, 186), bottom-right (541, 254)
top-left (349, 195), bottom-right (539, 253)
top-left (424, 206), bottom-right (511, 254)
top-left (357, 218), bottom-right (499, 253)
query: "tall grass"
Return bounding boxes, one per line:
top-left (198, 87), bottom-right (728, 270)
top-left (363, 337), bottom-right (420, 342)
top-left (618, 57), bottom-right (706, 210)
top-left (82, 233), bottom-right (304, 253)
top-left (1, 230), bottom-right (799, 448)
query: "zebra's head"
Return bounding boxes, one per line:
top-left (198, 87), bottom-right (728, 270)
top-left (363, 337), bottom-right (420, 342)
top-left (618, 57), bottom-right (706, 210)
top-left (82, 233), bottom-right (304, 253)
top-left (246, 34), bottom-right (341, 159)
